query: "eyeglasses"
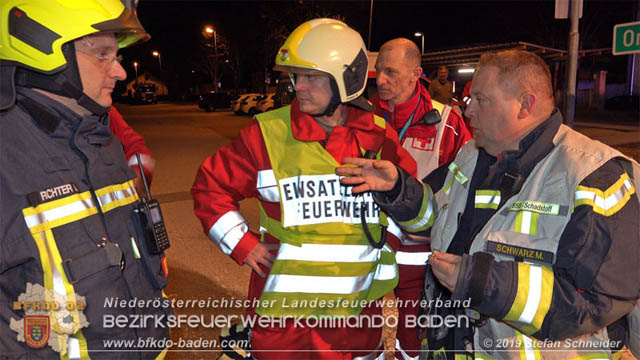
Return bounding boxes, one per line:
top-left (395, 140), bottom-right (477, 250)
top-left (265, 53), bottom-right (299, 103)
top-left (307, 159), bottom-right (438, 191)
top-left (76, 48), bottom-right (123, 69)
top-left (96, 53), bottom-right (123, 66)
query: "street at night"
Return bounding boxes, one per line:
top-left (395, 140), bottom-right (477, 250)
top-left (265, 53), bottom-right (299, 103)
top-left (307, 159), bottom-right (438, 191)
top-left (2, 0), bottom-right (639, 358)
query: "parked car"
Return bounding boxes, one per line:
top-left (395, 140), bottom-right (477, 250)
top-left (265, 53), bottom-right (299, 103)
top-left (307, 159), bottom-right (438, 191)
top-left (198, 92), bottom-right (231, 112)
top-left (230, 94), bottom-right (245, 113)
top-left (132, 82), bottom-right (157, 104)
top-left (233, 93), bottom-right (259, 114)
top-left (239, 94), bottom-right (264, 115)
top-left (255, 94), bottom-right (275, 113)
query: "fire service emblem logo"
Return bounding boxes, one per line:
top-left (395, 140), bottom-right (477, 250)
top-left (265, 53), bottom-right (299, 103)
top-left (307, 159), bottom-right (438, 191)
top-left (279, 49), bottom-right (289, 62)
top-left (25, 315), bottom-right (49, 348)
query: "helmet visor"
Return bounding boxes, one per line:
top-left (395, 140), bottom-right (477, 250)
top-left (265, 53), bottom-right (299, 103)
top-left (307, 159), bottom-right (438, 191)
top-left (285, 68), bottom-right (331, 88)
top-left (93, 6), bottom-right (150, 48)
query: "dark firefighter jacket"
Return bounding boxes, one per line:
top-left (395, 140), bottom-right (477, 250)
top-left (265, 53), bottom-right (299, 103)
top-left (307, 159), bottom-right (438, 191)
top-left (374, 109), bottom-right (640, 357)
top-left (0, 87), bottom-right (170, 359)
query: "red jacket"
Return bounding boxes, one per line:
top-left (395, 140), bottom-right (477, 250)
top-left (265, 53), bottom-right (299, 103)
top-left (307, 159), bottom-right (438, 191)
top-left (462, 80), bottom-right (472, 103)
top-left (192, 99), bottom-right (417, 267)
top-left (371, 81), bottom-right (471, 177)
top-left (372, 81), bottom-right (471, 290)
top-left (109, 107), bottom-right (154, 184)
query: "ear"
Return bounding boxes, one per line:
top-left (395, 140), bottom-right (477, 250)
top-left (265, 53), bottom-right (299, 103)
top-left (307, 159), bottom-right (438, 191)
top-left (412, 67), bottom-right (422, 82)
top-left (518, 93), bottom-right (536, 119)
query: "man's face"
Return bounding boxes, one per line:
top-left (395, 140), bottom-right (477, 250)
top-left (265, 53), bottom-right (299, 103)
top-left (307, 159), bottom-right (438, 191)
top-left (292, 71), bottom-right (333, 115)
top-left (464, 66), bottom-right (524, 156)
top-left (75, 33), bottom-right (126, 108)
top-left (437, 68), bottom-right (448, 81)
top-left (375, 50), bottom-right (418, 104)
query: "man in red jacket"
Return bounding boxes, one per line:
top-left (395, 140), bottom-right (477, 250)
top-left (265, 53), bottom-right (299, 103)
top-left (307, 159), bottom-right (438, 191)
top-left (371, 38), bottom-right (471, 360)
top-left (109, 106), bottom-right (154, 196)
top-left (192, 19), bottom-right (416, 359)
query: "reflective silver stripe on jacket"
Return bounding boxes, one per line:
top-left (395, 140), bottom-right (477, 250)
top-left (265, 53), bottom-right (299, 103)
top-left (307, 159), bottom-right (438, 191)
top-left (24, 194), bottom-right (96, 229)
top-left (386, 217), bottom-right (403, 239)
top-left (257, 169), bottom-right (279, 202)
top-left (263, 244), bottom-right (396, 293)
top-left (96, 184), bottom-right (137, 210)
top-left (208, 211), bottom-right (248, 255)
top-left (397, 184), bottom-right (435, 232)
top-left (263, 272), bottom-right (376, 294)
top-left (127, 153), bottom-right (156, 172)
top-left (475, 190), bottom-right (501, 209)
top-left (395, 251), bottom-right (431, 266)
top-left (277, 243), bottom-right (380, 262)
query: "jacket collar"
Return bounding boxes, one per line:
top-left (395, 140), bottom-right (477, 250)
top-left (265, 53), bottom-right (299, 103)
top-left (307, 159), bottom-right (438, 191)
top-left (376, 82), bottom-right (433, 131)
top-left (16, 87), bottom-right (80, 133)
top-left (482, 109), bottom-right (563, 188)
top-left (503, 108), bottom-right (562, 174)
top-left (16, 86), bottom-right (112, 145)
top-left (290, 98), bottom-right (377, 142)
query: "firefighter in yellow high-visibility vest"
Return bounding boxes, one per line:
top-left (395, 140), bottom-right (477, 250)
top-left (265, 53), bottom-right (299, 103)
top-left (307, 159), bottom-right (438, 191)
top-left (192, 18), bottom-right (417, 359)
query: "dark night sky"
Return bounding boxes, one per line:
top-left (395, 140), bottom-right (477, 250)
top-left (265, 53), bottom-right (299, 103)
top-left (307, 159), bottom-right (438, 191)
top-left (118, 0), bottom-right (637, 94)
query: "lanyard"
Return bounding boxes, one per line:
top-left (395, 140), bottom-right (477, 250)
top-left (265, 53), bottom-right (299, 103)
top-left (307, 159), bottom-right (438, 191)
top-left (383, 93), bottom-right (422, 143)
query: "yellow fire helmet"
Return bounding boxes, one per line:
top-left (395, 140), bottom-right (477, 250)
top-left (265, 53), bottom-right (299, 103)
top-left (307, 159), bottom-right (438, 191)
top-left (0, 0), bottom-right (149, 74)
top-left (274, 18), bottom-right (370, 105)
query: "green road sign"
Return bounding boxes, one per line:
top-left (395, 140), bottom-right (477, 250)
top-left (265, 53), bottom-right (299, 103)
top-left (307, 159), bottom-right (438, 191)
top-left (613, 21), bottom-right (640, 55)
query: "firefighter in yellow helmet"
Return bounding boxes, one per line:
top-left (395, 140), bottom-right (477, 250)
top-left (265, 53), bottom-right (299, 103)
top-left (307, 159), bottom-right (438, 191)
top-left (1, 1), bottom-right (171, 358)
top-left (192, 18), bottom-right (417, 359)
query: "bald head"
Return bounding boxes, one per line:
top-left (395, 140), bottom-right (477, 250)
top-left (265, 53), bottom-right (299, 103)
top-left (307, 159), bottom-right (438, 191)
top-left (380, 38), bottom-right (422, 69)
top-left (375, 38), bottom-right (423, 105)
top-left (465, 50), bottom-right (556, 156)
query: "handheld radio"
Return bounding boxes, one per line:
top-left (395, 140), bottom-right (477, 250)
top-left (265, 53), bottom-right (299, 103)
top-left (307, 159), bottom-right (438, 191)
top-left (134, 154), bottom-right (170, 254)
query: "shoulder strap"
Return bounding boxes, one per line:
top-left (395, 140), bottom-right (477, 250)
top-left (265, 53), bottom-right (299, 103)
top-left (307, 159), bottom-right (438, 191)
top-left (373, 114), bottom-right (386, 129)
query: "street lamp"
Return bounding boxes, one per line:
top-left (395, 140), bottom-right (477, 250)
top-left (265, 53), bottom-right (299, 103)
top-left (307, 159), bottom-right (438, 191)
top-left (204, 25), bottom-right (218, 90)
top-left (414, 32), bottom-right (424, 55)
top-left (133, 61), bottom-right (139, 87)
top-left (152, 51), bottom-right (162, 71)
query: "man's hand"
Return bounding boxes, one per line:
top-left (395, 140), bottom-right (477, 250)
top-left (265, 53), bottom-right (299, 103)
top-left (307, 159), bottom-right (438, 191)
top-left (243, 242), bottom-right (279, 278)
top-left (133, 176), bottom-right (147, 199)
top-left (336, 157), bottom-right (398, 194)
top-left (430, 250), bottom-right (461, 292)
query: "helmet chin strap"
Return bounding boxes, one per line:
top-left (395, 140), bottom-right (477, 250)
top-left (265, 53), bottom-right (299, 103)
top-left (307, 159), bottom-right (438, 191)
top-left (57, 74), bottom-right (110, 116)
top-left (15, 41), bottom-right (110, 116)
top-left (308, 78), bottom-right (341, 118)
